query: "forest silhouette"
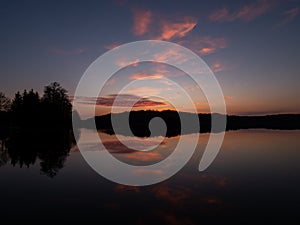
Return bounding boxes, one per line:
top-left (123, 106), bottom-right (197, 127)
top-left (0, 82), bottom-right (75, 177)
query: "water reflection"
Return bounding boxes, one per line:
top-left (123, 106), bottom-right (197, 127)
top-left (0, 129), bottom-right (75, 177)
top-left (0, 130), bottom-right (299, 224)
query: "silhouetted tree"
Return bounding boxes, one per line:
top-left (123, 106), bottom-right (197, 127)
top-left (0, 92), bottom-right (10, 112)
top-left (41, 82), bottom-right (72, 128)
top-left (10, 90), bottom-right (40, 127)
top-left (10, 91), bottom-right (22, 111)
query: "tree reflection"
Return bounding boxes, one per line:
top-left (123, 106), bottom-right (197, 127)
top-left (0, 129), bottom-right (75, 177)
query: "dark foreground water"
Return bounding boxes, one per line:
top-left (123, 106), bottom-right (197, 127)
top-left (0, 130), bottom-right (299, 224)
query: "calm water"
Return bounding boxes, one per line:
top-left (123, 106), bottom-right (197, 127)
top-left (0, 130), bottom-right (299, 224)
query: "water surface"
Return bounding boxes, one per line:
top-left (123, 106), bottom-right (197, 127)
top-left (0, 130), bottom-right (299, 224)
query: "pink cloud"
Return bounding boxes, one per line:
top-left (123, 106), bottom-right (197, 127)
top-left (75, 94), bottom-right (166, 107)
top-left (132, 8), bottom-right (152, 36)
top-left (277, 7), bottom-right (299, 27)
top-left (104, 43), bottom-right (121, 50)
top-left (131, 9), bottom-right (197, 41)
top-left (115, 58), bottom-right (139, 67)
top-left (180, 36), bottom-right (227, 55)
top-left (49, 47), bottom-right (86, 55)
top-left (211, 62), bottom-right (224, 73)
top-left (210, 60), bottom-right (238, 73)
top-left (129, 73), bottom-right (164, 80)
top-left (209, 0), bottom-right (275, 22)
top-left (153, 47), bottom-right (190, 64)
top-left (157, 17), bottom-right (197, 41)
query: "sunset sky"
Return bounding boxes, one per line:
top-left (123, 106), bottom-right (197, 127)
top-left (0, 0), bottom-right (299, 116)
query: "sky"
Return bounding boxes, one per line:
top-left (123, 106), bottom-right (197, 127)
top-left (0, 0), bottom-right (299, 116)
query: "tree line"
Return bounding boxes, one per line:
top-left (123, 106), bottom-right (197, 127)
top-left (0, 82), bottom-right (72, 129)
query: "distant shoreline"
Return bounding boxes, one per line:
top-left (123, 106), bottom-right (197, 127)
top-left (77, 110), bottom-right (300, 137)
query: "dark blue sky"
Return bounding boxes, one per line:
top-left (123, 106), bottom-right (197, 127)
top-left (1, 0), bottom-right (299, 115)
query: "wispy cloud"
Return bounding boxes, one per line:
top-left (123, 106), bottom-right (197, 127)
top-left (115, 57), bottom-right (140, 67)
top-left (103, 43), bottom-right (121, 50)
top-left (125, 87), bottom-right (162, 96)
top-left (74, 94), bottom-right (166, 107)
top-left (153, 47), bottom-right (190, 64)
top-left (276, 7), bottom-right (299, 27)
top-left (131, 9), bottom-right (197, 41)
top-left (157, 17), bottom-right (197, 41)
top-left (132, 8), bottom-right (152, 36)
top-left (129, 73), bottom-right (164, 80)
top-left (49, 47), bottom-right (87, 56)
top-left (180, 36), bottom-right (227, 55)
top-left (211, 61), bottom-right (226, 73)
top-left (209, 0), bottom-right (275, 22)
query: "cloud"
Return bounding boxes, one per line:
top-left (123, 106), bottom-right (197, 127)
top-left (180, 36), bottom-right (227, 55)
top-left (115, 58), bottom-right (139, 67)
top-left (132, 8), bottom-right (152, 36)
top-left (49, 47), bottom-right (86, 55)
top-left (103, 43), bottom-right (121, 50)
top-left (75, 94), bottom-right (166, 107)
top-left (277, 7), bottom-right (299, 27)
top-left (211, 61), bottom-right (227, 73)
top-left (157, 17), bottom-right (197, 41)
top-left (153, 47), bottom-right (190, 64)
top-left (131, 9), bottom-right (196, 41)
top-left (129, 73), bottom-right (164, 80)
top-left (126, 87), bottom-right (162, 96)
top-left (209, 0), bottom-right (275, 22)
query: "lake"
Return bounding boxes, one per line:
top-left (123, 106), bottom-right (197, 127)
top-left (0, 129), bottom-right (299, 224)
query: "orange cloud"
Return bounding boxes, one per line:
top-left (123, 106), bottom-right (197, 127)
top-left (104, 43), bottom-right (121, 50)
top-left (131, 9), bottom-right (197, 41)
top-left (199, 47), bottom-right (215, 55)
top-left (158, 18), bottom-right (197, 40)
top-left (180, 37), bottom-right (227, 55)
top-left (129, 73), bottom-right (164, 80)
top-left (132, 8), bottom-right (152, 36)
top-left (115, 58), bottom-right (139, 67)
top-left (126, 86), bottom-right (162, 96)
top-left (209, 0), bottom-right (275, 22)
top-left (277, 7), bottom-right (299, 27)
top-left (211, 61), bottom-right (226, 73)
top-left (153, 47), bottom-right (189, 64)
top-left (75, 94), bottom-right (166, 108)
